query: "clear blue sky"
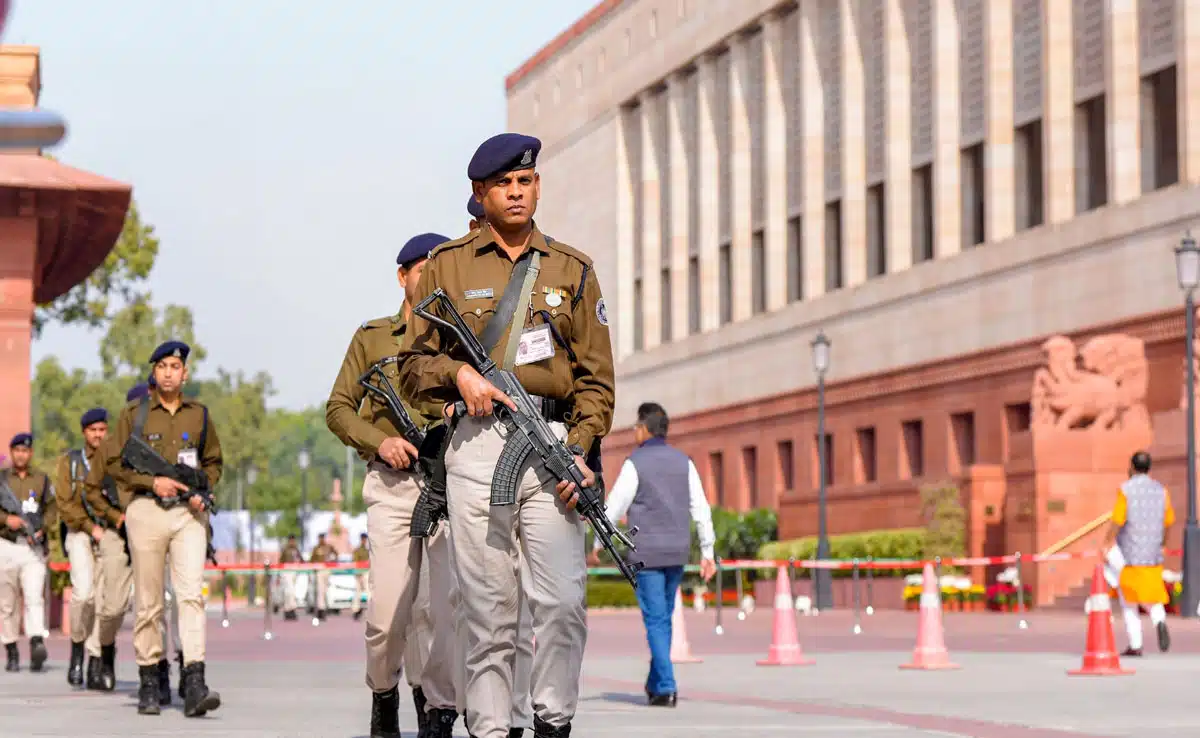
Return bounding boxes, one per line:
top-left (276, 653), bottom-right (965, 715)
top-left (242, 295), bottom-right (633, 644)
top-left (15, 0), bottom-right (594, 409)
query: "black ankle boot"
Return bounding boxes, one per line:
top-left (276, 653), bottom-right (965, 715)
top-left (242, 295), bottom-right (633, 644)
top-left (175, 651), bottom-right (185, 698)
top-left (509, 730), bottom-right (527, 738)
top-left (99, 644), bottom-right (116, 691)
top-left (533, 716), bottom-right (571, 737)
top-left (370, 686), bottom-right (402, 738)
top-left (181, 661), bottom-right (221, 717)
top-left (426, 708), bottom-right (458, 738)
top-left (85, 655), bottom-right (104, 689)
top-left (5, 642), bottom-right (17, 672)
top-left (156, 659), bottom-right (172, 705)
top-left (412, 686), bottom-right (428, 737)
top-left (137, 664), bottom-right (161, 715)
top-left (67, 641), bottom-right (85, 686)
top-left (28, 636), bottom-right (46, 672)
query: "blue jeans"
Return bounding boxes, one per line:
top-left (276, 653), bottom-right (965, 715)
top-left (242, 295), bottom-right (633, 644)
top-left (635, 565), bottom-right (684, 695)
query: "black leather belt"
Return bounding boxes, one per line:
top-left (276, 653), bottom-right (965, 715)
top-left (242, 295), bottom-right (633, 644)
top-left (530, 395), bottom-right (572, 424)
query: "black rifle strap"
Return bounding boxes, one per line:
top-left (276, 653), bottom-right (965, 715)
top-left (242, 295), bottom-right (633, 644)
top-left (479, 249), bottom-right (535, 354)
top-left (132, 395), bottom-right (150, 439)
top-left (198, 406), bottom-right (209, 458)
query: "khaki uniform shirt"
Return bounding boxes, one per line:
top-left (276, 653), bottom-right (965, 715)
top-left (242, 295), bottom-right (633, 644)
top-left (84, 393), bottom-right (223, 527)
top-left (279, 543), bottom-right (303, 564)
top-left (353, 543), bottom-right (369, 563)
top-left (310, 543), bottom-right (336, 564)
top-left (56, 447), bottom-right (101, 534)
top-left (325, 311), bottom-right (435, 461)
top-left (396, 224), bottom-right (615, 454)
top-left (0, 467), bottom-right (55, 544)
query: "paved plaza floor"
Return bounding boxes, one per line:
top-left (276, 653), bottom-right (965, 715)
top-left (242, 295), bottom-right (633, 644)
top-left (2, 607), bottom-right (1198, 737)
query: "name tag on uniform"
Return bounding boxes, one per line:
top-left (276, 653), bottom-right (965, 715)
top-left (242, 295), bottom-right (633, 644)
top-left (515, 325), bottom-right (555, 366)
top-left (21, 497), bottom-right (38, 514)
top-left (177, 449), bottom-right (199, 469)
top-left (465, 288), bottom-right (494, 300)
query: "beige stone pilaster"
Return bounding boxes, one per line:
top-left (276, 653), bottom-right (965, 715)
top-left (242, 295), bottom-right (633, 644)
top-left (884, 0), bottom-right (912, 273)
top-left (932, 0), bottom-right (961, 258)
top-left (1042, 0), bottom-right (1074, 223)
top-left (614, 111), bottom-right (635, 360)
top-left (1105, 0), bottom-right (1140, 205)
top-left (800, 1), bottom-right (826, 299)
top-left (638, 92), bottom-right (663, 350)
top-left (666, 72), bottom-right (690, 341)
top-left (762, 14), bottom-right (789, 310)
top-left (729, 37), bottom-right (753, 322)
top-left (984, 0), bottom-right (1015, 243)
top-left (1180, 0), bottom-right (1200, 184)
top-left (696, 55), bottom-right (721, 332)
top-left (840, 0), bottom-right (867, 287)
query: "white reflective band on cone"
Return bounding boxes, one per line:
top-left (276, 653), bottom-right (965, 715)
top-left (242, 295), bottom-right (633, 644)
top-left (920, 592), bottom-right (940, 609)
top-left (775, 593), bottom-right (792, 609)
top-left (1087, 593), bottom-right (1110, 612)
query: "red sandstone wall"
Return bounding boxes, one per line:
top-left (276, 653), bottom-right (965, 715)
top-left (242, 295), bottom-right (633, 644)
top-left (0, 218), bottom-right (37, 455)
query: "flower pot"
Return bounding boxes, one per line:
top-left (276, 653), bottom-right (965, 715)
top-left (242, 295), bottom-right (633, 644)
top-left (905, 599), bottom-right (919, 611)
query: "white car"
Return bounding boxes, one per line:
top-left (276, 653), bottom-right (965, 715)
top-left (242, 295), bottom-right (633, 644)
top-left (271, 556), bottom-right (367, 614)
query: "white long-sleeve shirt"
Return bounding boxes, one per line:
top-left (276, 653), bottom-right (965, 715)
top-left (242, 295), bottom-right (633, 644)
top-left (592, 457), bottom-right (716, 561)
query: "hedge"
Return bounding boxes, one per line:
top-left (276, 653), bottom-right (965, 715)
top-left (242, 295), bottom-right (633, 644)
top-left (756, 528), bottom-right (926, 578)
top-left (587, 579), bottom-right (640, 608)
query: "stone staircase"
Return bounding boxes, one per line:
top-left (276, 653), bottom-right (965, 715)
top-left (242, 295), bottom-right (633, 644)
top-left (1047, 581), bottom-right (1092, 611)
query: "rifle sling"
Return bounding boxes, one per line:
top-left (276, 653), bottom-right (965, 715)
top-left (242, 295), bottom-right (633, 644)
top-left (479, 249), bottom-right (542, 363)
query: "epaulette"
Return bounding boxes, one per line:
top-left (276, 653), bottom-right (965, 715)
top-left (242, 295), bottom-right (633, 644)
top-left (545, 237), bottom-right (593, 268)
top-left (429, 233), bottom-right (473, 259)
top-left (360, 315), bottom-right (395, 331)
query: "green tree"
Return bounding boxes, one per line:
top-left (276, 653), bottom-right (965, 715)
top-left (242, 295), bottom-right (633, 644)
top-left (193, 369), bottom-right (274, 508)
top-left (33, 201), bottom-right (160, 338)
top-left (98, 300), bottom-right (207, 380)
top-left (29, 356), bottom-right (127, 468)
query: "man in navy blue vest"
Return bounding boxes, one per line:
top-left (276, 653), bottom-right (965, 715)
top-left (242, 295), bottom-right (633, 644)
top-left (590, 402), bottom-right (716, 707)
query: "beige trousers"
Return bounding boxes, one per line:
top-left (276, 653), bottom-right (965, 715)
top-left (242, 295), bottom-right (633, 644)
top-left (363, 462), bottom-right (456, 711)
top-left (352, 571), bottom-right (369, 613)
top-left (280, 570), bottom-right (298, 612)
top-left (65, 531), bottom-right (100, 651)
top-left (92, 529), bottom-right (132, 649)
top-left (315, 569), bottom-right (330, 611)
top-left (0, 537), bottom-right (46, 643)
top-left (160, 555), bottom-right (182, 656)
top-left (125, 497), bottom-right (208, 666)
top-left (446, 417), bottom-right (587, 738)
top-left (404, 552), bottom-right (432, 689)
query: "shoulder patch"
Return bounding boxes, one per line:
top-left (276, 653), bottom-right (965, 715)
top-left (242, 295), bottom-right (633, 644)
top-left (595, 297), bottom-right (609, 326)
top-left (545, 239), bottom-right (594, 268)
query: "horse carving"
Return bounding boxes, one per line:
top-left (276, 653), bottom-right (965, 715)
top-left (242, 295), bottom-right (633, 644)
top-left (1031, 334), bottom-right (1150, 435)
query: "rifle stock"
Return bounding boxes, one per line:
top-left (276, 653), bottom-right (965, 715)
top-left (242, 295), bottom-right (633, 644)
top-left (416, 289), bottom-right (642, 588)
top-left (120, 435), bottom-right (216, 513)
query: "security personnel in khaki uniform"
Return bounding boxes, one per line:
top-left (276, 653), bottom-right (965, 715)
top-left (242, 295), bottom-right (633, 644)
top-left (85, 340), bottom-right (223, 717)
top-left (278, 533), bottom-right (303, 620)
top-left (465, 193), bottom-right (535, 738)
top-left (56, 407), bottom-right (129, 691)
top-left (308, 532), bottom-right (337, 620)
top-left (351, 532), bottom-right (370, 620)
top-left (0, 433), bottom-right (54, 673)
top-left (326, 231), bottom-right (459, 738)
top-left (397, 133), bottom-right (615, 738)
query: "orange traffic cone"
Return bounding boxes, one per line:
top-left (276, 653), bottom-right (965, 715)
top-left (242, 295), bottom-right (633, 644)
top-left (1068, 563), bottom-right (1133, 676)
top-left (900, 563), bottom-right (959, 670)
top-left (756, 564), bottom-right (814, 666)
top-left (670, 588), bottom-right (702, 663)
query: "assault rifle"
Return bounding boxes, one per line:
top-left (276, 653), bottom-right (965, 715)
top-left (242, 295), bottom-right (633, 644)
top-left (0, 476), bottom-right (46, 554)
top-left (120, 435), bottom-right (217, 513)
top-left (413, 288), bottom-right (642, 588)
top-left (358, 357), bottom-right (450, 538)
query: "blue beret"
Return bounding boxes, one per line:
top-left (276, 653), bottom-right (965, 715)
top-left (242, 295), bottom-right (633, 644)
top-left (467, 195), bottom-right (485, 220)
top-left (396, 232), bottom-right (448, 267)
top-left (149, 340), bottom-right (189, 365)
top-left (126, 383), bottom-right (151, 402)
top-left (467, 133), bottom-right (541, 182)
top-left (80, 408), bottom-right (108, 429)
top-left (9, 433), bottom-right (31, 448)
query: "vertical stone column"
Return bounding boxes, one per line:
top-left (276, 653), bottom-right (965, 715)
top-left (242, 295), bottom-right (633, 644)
top-left (696, 55), bottom-right (721, 332)
top-left (932, 0), bottom-right (961, 258)
top-left (0, 218), bottom-right (37, 454)
top-left (614, 109), bottom-right (635, 360)
top-left (638, 92), bottom-right (663, 350)
top-left (884, 0), bottom-right (912, 274)
top-left (984, 0), bottom-right (1015, 243)
top-left (666, 72), bottom-right (691, 341)
top-left (1179, 0), bottom-right (1200, 184)
top-left (841, 0), bottom-right (867, 287)
top-left (800, 1), bottom-right (826, 299)
top-left (1105, 0), bottom-right (1141, 205)
top-left (1042, 0), bottom-right (1075, 223)
top-left (762, 14), bottom-right (789, 310)
top-left (729, 37), bottom-right (753, 322)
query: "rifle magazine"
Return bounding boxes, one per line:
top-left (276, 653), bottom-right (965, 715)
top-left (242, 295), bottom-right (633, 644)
top-left (491, 428), bottom-right (535, 506)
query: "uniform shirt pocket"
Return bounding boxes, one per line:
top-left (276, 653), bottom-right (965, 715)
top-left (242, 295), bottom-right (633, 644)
top-left (458, 295), bottom-right (498, 334)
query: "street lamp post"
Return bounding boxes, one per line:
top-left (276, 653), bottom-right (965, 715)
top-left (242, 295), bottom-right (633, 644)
top-left (1176, 233), bottom-right (1200, 619)
top-left (811, 331), bottom-right (833, 611)
top-left (245, 466), bottom-right (258, 603)
top-left (298, 448), bottom-right (311, 548)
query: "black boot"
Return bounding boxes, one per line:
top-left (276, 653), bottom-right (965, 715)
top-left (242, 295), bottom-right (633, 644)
top-left (370, 686), bottom-right (402, 738)
top-left (426, 708), bottom-right (458, 738)
top-left (181, 661), bottom-right (221, 717)
top-left (99, 644), bottom-right (116, 691)
top-left (533, 716), bottom-right (571, 737)
top-left (4, 642), bottom-right (17, 672)
top-left (283, 609), bottom-right (297, 621)
top-left (413, 686), bottom-right (428, 737)
top-left (156, 659), bottom-right (172, 705)
top-left (137, 664), bottom-right (161, 715)
top-left (509, 730), bottom-right (526, 738)
top-left (28, 636), bottom-right (46, 672)
top-left (67, 641), bottom-right (85, 686)
top-left (85, 656), bottom-right (104, 689)
top-left (175, 651), bottom-right (185, 699)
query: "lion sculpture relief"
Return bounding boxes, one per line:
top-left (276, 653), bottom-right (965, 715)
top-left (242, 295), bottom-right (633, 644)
top-left (1031, 334), bottom-right (1150, 434)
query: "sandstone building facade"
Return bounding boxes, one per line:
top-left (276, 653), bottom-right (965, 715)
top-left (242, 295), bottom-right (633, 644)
top-left (506, 0), bottom-right (1200, 601)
